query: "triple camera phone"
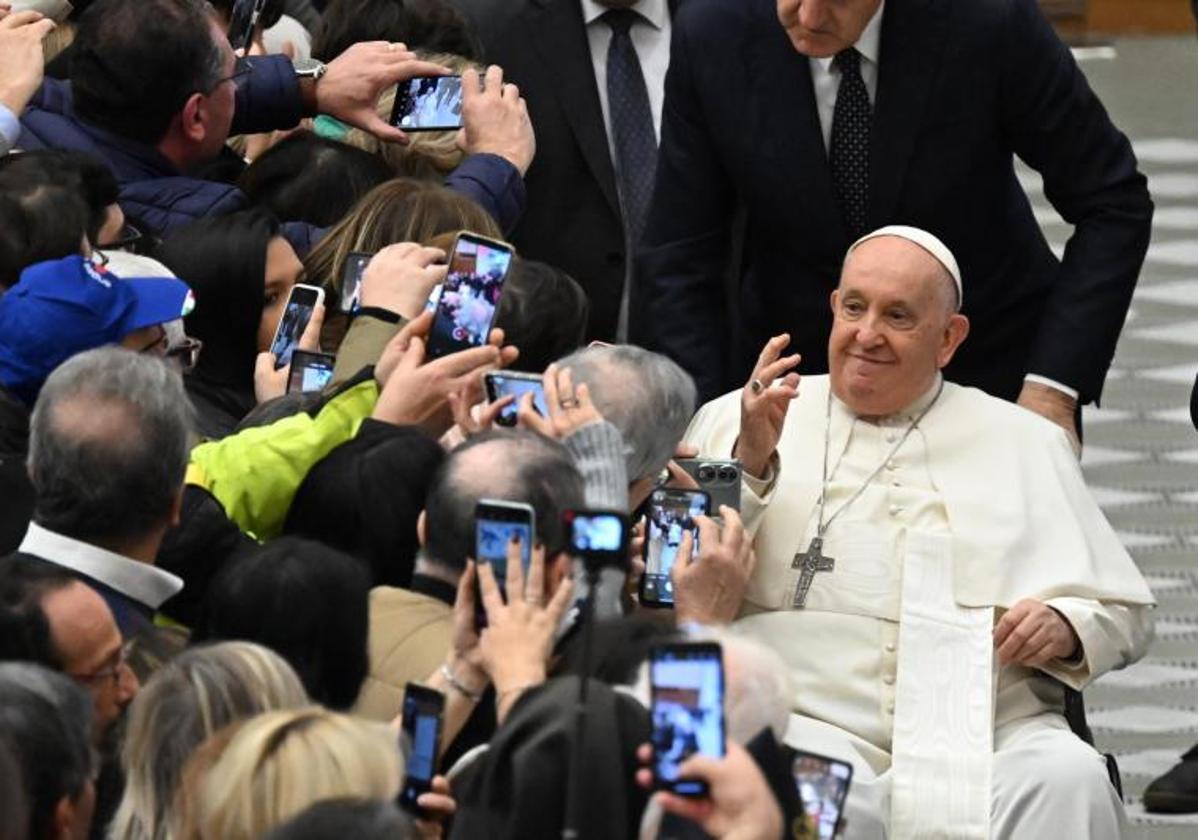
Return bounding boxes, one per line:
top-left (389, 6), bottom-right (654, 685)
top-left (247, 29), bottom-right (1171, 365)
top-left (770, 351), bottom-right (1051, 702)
top-left (270, 284), bottom-right (324, 369)
top-left (427, 233), bottom-right (514, 360)
top-left (397, 683), bottom-right (444, 818)
top-left (650, 642), bottom-right (726, 798)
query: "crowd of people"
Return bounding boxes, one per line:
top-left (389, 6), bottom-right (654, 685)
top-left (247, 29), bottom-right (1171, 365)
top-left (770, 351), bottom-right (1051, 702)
top-left (0, 0), bottom-right (1189, 838)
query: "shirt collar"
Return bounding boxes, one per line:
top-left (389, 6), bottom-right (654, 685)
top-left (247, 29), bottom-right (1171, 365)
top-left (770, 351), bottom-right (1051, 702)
top-left (581, 0), bottom-right (668, 30)
top-left (19, 522), bottom-right (183, 609)
top-left (832, 373), bottom-right (945, 426)
top-left (814, 0), bottom-right (885, 73)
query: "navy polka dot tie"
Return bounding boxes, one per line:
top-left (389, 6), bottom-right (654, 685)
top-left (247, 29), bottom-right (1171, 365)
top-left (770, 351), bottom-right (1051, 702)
top-left (602, 9), bottom-right (657, 249)
top-left (830, 48), bottom-right (872, 239)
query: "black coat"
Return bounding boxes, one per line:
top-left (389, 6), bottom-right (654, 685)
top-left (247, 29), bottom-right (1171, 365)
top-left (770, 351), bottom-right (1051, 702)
top-left (642, 0), bottom-right (1153, 403)
top-left (452, 0), bottom-right (682, 342)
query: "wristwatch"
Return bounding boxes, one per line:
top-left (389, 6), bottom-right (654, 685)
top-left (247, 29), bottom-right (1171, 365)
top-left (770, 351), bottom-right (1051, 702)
top-left (292, 57), bottom-right (328, 82)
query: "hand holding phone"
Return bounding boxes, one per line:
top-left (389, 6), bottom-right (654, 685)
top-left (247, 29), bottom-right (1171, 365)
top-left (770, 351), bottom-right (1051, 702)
top-left (650, 642), bottom-right (726, 797)
top-left (286, 350), bottom-right (336, 394)
top-left (398, 684), bottom-right (445, 817)
top-left (640, 489), bottom-right (710, 608)
top-left (427, 233), bottom-right (513, 359)
top-left (474, 499), bottom-right (534, 629)
top-left (270, 284), bottom-right (325, 369)
top-left (484, 370), bottom-right (548, 427)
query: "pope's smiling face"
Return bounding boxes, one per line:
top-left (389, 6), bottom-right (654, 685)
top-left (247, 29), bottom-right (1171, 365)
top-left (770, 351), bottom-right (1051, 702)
top-left (828, 236), bottom-right (969, 416)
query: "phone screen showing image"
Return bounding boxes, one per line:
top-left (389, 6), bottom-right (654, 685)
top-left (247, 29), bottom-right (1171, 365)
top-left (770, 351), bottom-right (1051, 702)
top-left (793, 750), bottom-right (854, 840)
top-left (339, 252), bottom-right (373, 314)
top-left (390, 75), bottom-right (464, 131)
top-left (398, 685), bottom-right (444, 815)
top-left (286, 351), bottom-right (336, 394)
top-left (474, 500), bottom-right (534, 628)
top-left (640, 489), bottom-right (709, 608)
top-left (486, 373), bottom-right (549, 426)
top-left (427, 234), bottom-right (512, 358)
top-left (651, 642), bottom-right (725, 797)
top-left (270, 286), bottom-right (321, 370)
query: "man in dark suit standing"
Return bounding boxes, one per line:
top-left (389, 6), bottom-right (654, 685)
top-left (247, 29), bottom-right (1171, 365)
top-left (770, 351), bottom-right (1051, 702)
top-left (643, 0), bottom-right (1153, 448)
top-left (453, 0), bottom-right (675, 342)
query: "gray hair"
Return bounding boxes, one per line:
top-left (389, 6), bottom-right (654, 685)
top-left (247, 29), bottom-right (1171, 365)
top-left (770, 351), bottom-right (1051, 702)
top-left (28, 348), bottom-right (192, 545)
top-left (556, 346), bottom-right (697, 481)
top-left (685, 625), bottom-right (794, 743)
top-left (110, 642), bottom-right (309, 840)
top-left (0, 663), bottom-right (94, 840)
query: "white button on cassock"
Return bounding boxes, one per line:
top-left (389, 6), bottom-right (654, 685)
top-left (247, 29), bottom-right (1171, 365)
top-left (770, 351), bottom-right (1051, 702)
top-left (888, 504), bottom-right (902, 516)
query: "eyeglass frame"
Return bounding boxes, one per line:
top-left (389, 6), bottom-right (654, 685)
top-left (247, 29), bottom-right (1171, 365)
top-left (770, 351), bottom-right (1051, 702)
top-left (68, 640), bottom-right (135, 689)
top-left (204, 57), bottom-right (253, 94)
top-left (166, 337), bottom-right (204, 372)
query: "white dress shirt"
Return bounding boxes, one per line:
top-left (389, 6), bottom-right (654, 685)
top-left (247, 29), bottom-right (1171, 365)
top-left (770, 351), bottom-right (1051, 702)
top-left (581, 0), bottom-right (672, 153)
top-left (807, 1), bottom-right (1077, 401)
top-left (19, 522), bottom-right (183, 610)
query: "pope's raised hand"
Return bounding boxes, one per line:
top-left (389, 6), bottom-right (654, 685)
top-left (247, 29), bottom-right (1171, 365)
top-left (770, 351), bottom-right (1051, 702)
top-left (733, 334), bottom-right (801, 479)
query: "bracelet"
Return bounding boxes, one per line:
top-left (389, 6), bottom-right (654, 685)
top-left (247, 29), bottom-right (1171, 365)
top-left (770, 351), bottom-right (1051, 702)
top-left (439, 663), bottom-right (483, 703)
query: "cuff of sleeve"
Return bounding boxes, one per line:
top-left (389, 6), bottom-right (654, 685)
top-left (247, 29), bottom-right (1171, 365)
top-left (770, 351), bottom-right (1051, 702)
top-left (563, 420), bottom-right (630, 509)
top-left (1024, 374), bottom-right (1079, 402)
top-left (0, 104), bottom-right (19, 148)
top-left (1039, 599), bottom-right (1095, 688)
top-left (741, 452), bottom-right (780, 500)
top-left (354, 306), bottom-right (402, 324)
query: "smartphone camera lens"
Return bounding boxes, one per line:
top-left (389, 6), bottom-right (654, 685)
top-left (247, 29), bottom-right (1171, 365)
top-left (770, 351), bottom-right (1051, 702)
top-left (717, 466), bottom-right (738, 483)
top-left (698, 465), bottom-right (716, 483)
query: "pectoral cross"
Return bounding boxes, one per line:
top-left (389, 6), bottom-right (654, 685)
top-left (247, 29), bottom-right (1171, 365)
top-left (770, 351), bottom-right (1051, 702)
top-left (791, 537), bottom-right (835, 608)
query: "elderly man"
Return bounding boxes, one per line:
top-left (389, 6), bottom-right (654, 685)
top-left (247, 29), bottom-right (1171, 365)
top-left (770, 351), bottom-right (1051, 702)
top-left (683, 226), bottom-right (1155, 838)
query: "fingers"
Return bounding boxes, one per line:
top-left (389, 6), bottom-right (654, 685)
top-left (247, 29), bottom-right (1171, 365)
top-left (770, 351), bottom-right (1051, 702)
top-left (504, 535), bottom-right (525, 600)
top-left (993, 600), bottom-right (1033, 649)
top-left (476, 557), bottom-right (505, 617)
top-left (455, 562), bottom-right (477, 617)
top-left (356, 111), bottom-right (410, 145)
top-left (674, 443), bottom-right (699, 459)
top-left (751, 333), bottom-right (791, 377)
top-left (670, 531), bottom-right (694, 591)
top-left (429, 344), bottom-right (501, 378)
top-left (254, 352), bottom-right (277, 379)
top-left (524, 543), bottom-right (545, 603)
top-left (664, 460), bottom-right (701, 490)
top-left (484, 64), bottom-right (505, 96)
top-left (542, 362), bottom-right (561, 417)
top-left (758, 352), bottom-right (802, 386)
top-left (544, 571), bottom-right (575, 626)
top-left (397, 335), bottom-right (428, 373)
top-left (654, 792), bottom-right (713, 825)
top-left (0, 10), bottom-right (46, 29)
top-left (717, 507), bottom-right (745, 554)
top-left (693, 515), bottom-right (719, 560)
top-left (516, 391), bottom-right (553, 436)
top-left (298, 303), bottom-right (325, 352)
top-left (995, 613), bottom-right (1041, 664)
top-left (477, 394), bottom-right (514, 428)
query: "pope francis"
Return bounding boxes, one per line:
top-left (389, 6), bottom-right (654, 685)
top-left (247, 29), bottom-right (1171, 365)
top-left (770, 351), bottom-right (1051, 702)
top-left (682, 226), bottom-right (1155, 839)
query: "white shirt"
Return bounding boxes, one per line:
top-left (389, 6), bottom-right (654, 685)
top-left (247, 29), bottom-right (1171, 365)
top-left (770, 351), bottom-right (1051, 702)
top-left (19, 522), bottom-right (183, 610)
top-left (581, 0), bottom-right (672, 151)
top-left (807, 2), bottom-right (1078, 401)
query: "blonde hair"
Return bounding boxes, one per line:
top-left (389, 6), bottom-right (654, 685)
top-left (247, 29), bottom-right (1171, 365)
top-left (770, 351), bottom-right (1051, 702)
top-left (176, 707), bottom-right (403, 840)
top-left (304, 177), bottom-right (504, 296)
top-left (341, 53), bottom-right (481, 178)
top-left (109, 642), bottom-right (309, 840)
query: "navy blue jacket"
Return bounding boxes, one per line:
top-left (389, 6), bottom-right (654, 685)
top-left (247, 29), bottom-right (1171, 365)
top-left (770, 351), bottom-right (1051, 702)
top-left (19, 54), bottom-right (526, 238)
top-left (642, 0), bottom-right (1152, 404)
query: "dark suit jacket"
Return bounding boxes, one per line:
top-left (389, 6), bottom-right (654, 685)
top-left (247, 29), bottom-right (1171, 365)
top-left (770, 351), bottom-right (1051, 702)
top-left (643, 0), bottom-right (1153, 403)
top-left (453, 0), bottom-right (679, 341)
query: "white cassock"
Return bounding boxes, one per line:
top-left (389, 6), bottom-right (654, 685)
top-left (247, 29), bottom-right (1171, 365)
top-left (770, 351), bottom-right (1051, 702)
top-left (684, 375), bottom-right (1156, 839)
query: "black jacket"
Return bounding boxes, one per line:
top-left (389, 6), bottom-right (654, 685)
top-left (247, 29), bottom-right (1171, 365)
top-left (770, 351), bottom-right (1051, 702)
top-left (642, 0), bottom-right (1153, 403)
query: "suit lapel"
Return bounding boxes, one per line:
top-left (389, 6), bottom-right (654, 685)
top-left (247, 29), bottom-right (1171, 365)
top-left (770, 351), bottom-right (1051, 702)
top-left (742, 8), bottom-right (845, 242)
top-left (526, 0), bottom-right (621, 215)
top-left (869, 0), bottom-right (949, 227)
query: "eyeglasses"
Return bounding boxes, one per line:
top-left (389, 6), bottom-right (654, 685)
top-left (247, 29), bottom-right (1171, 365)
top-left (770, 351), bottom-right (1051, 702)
top-left (166, 337), bottom-right (203, 372)
top-left (69, 640), bottom-right (134, 689)
top-left (206, 58), bottom-right (253, 93)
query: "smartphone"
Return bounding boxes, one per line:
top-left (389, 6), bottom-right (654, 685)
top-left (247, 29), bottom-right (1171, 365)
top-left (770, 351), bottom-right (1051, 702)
top-left (270, 284), bottom-right (324, 369)
top-left (793, 749), bottom-right (854, 840)
top-left (474, 499), bottom-right (535, 628)
top-left (674, 459), bottom-right (742, 513)
top-left (563, 509), bottom-right (630, 575)
top-left (389, 75), bottom-right (464, 131)
top-left (285, 350), bottom-right (336, 394)
top-left (426, 233), bottom-right (513, 359)
top-left (339, 251), bottom-right (373, 314)
top-left (639, 488), bottom-right (710, 608)
top-left (484, 370), bottom-right (549, 427)
top-left (397, 683), bottom-right (445, 817)
top-left (226, 0), bottom-right (265, 52)
top-left (650, 642), bottom-right (726, 797)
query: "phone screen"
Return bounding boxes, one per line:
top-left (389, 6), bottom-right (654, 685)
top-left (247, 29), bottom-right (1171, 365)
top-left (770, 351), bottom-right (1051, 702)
top-left (398, 684), bottom-right (444, 814)
top-left (390, 75), bottom-right (464, 131)
top-left (270, 285), bottom-right (322, 369)
top-left (793, 750), bottom-right (854, 840)
top-left (640, 489), bottom-right (709, 607)
top-left (339, 252), bottom-right (373, 314)
top-left (651, 642), bottom-right (725, 797)
top-left (486, 373), bottom-right (549, 426)
top-left (286, 351), bottom-right (336, 394)
top-left (474, 500), bottom-right (534, 627)
top-left (226, 0), bottom-right (262, 52)
top-left (428, 234), bottom-right (512, 359)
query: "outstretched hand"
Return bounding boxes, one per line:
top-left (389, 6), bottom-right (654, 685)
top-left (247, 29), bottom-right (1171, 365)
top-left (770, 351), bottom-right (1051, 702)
top-left (733, 334), bottom-right (800, 478)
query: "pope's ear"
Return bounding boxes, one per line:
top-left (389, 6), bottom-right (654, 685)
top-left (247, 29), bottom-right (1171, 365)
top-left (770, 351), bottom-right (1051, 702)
top-left (829, 288), bottom-right (840, 315)
top-left (938, 313), bottom-right (971, 368)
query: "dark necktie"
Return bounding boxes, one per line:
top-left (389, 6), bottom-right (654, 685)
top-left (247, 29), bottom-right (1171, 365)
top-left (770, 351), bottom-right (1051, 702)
top-left (602, 8), bottom-right (658, 250)
top-left (829, 48), bottom-right (872, 238)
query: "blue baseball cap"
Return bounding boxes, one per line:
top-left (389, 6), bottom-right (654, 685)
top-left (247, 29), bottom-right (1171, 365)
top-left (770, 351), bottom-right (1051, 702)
top-left (0, 255), bottom-right (195, 405)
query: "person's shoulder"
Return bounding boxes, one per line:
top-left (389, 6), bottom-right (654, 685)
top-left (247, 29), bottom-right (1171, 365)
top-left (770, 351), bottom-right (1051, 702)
top-left (369, 585), bottom-right (453, 616)
top-left (943, 381), bottom-right (1068, 447)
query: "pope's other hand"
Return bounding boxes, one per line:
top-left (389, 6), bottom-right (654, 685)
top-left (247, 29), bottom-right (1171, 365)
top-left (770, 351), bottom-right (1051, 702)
top-left (994, 598), bottom-right (1080, 668)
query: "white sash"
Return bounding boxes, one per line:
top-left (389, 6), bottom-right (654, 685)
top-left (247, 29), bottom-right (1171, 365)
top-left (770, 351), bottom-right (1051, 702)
top-left (889, 531), bottom-right (994, 839)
